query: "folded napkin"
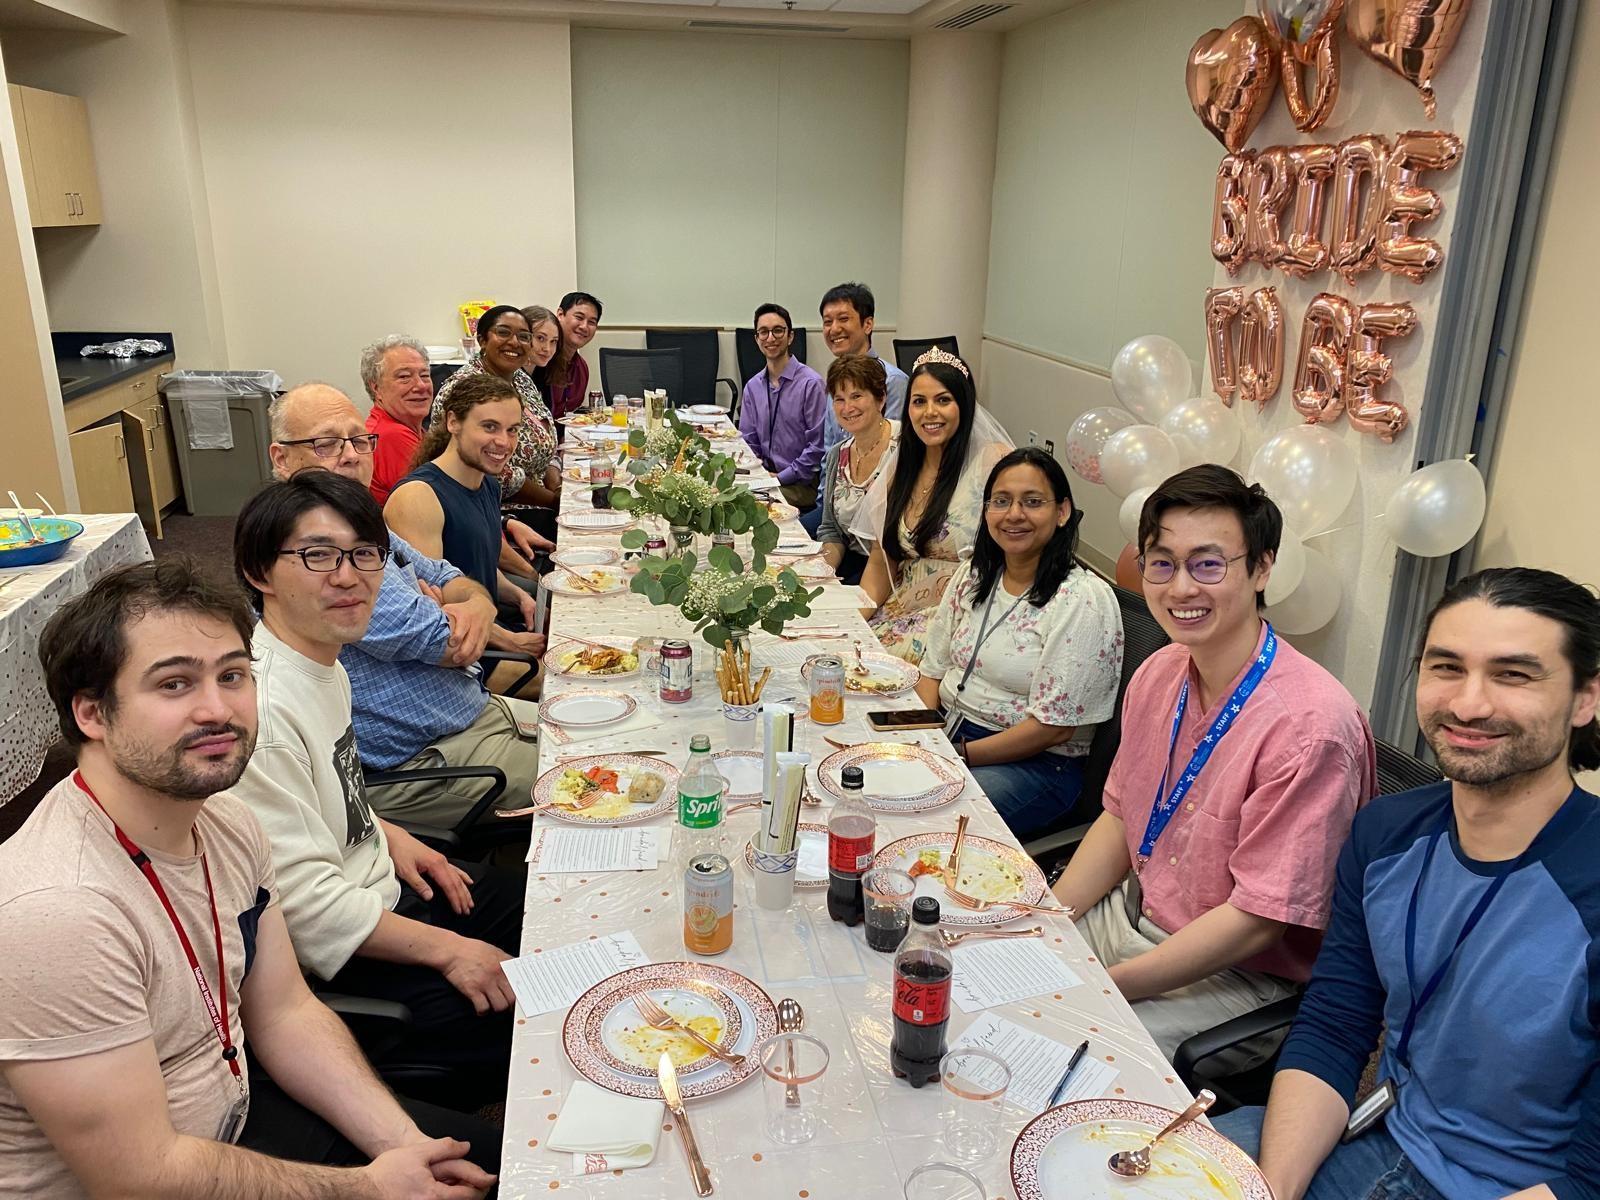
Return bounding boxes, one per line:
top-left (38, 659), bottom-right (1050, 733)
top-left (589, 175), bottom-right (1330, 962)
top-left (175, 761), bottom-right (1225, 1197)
top-left (547, 1080), bottom-right (665, 1172)
top-left (544, 706), bottom-right (666, 748)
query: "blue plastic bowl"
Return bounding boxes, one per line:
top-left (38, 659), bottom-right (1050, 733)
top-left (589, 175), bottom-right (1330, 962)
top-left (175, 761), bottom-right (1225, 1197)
top-left (0, 517), bottom-right (85, 567)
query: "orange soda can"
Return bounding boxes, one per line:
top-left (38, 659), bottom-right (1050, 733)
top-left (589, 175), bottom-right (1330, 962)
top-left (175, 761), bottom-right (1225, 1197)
top-left (809, 656), bottom-right (845, 725)
top-left (683, 853), bottom-right (734, 955)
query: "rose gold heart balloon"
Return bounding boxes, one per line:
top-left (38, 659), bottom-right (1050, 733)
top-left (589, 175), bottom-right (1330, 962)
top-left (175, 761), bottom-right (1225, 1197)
top-left (1260, 0), bottom-right (1345, 131)
top-left (1188, 17), bottom-right (1281, 153)
top-left (1346, 0), bottom-right (1473, 120)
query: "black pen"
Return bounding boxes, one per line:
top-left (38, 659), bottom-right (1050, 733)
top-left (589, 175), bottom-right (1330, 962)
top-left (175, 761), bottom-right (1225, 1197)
top-left (1048, 1040), bottom-right (1090, 1108)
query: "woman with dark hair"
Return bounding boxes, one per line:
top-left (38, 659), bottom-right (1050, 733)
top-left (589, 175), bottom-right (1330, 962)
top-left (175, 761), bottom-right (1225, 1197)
top-left (914, 448), bottom-right (1124, 838)
top-left (430, 303), bottom-right (560, 513)
top-left (851, 348), bottom-right (1012, 663)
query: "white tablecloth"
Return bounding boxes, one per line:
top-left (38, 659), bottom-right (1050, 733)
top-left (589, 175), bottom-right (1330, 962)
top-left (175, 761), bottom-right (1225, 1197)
top-left (501, 434), bottom-right (1191, 1198)
top-left (0, 514), bottom-right (153, 804)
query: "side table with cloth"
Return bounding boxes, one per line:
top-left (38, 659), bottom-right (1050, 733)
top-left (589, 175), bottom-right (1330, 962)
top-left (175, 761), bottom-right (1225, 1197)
top-left (0, 513), bottom-right (152, 807)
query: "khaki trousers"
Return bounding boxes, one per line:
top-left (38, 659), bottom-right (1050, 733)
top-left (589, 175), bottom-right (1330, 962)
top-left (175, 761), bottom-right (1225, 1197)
top-left (364, 697), bottom-right (541, 829)
top-left (1077, 878), bottom-right (1300, 1068)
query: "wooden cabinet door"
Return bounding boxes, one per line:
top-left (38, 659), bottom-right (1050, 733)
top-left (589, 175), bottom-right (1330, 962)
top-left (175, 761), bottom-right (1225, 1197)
top-left (68, 422), bottom-right (135, 514)
top-left (144, 397), bottom-right (182, 510)
top-left (17, 87), bottom-right (75, 227)
top-left (6, 85), bottom-right (42, 222)
top-left (59, 93), bottom-right (101, 223)
top-left (121, 406), bottom-right (162, 537)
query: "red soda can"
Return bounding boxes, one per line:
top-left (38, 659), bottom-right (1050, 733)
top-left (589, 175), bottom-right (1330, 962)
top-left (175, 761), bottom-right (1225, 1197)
top-left (660, 639), bottom-right (693, 703)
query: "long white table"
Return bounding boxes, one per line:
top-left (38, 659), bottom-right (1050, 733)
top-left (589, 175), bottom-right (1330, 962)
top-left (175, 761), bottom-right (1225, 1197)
top-left (499, 423), bottom-right (1191, 1198)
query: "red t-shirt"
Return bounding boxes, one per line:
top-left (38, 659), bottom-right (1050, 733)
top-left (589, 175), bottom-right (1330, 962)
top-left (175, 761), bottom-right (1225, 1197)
top-left (548, 353), bottom-right (590, 421)
top-left (365, 404), bottom-right (422, 506)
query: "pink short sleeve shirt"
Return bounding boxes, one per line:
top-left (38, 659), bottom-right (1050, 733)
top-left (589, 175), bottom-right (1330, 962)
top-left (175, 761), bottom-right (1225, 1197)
top-left (1102, 622), bottom-right (1376, 982)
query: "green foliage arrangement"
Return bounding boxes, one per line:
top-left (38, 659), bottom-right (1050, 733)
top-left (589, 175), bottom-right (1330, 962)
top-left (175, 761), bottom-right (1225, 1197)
top-left (628, 546), bottom-right (823, 650)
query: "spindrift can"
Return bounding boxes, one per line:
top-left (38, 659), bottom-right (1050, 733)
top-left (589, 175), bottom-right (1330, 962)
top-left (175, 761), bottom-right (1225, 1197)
top-left (683, 852), bottom-right (734, 955)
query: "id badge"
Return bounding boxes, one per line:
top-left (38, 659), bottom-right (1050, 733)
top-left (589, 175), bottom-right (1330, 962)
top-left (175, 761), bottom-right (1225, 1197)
top-left (217, 1089), bottom-right (250, 1144)
top-left (1341, 1078), bottom-right (1397, 1143)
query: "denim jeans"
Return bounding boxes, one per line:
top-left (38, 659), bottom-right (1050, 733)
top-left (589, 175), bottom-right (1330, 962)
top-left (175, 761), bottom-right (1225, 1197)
top-left (1212, 1107), bottom-right (1447, 1200)
top-left (952, 718), bottom-right (1087, 840)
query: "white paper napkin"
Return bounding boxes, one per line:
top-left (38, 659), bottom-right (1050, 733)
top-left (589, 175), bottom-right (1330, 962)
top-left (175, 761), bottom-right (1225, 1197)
top-left (548, 1080), bottom-right (665, 1172)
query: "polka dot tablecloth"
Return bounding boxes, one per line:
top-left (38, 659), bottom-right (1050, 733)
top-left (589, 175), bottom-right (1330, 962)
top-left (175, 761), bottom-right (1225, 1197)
top-left (498, 445), bottom-right (1194, 1199)
top-left (0, 514), bottom-right (152, 805)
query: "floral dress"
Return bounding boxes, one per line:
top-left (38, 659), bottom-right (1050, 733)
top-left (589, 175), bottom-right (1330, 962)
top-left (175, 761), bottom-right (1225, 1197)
top-left (430, 355), bottom-right (557, 501)
top-left (867, 482), bottom-right (986, 665)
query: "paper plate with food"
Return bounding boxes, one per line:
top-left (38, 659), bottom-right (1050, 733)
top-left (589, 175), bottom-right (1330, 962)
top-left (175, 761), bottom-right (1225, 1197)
top-left (545, 566), bottom-right (628, 597)
top-left (554, 642), bottom-right (641, 679)
top-left (531, 754), bottom-right (677, 826)
top-left (559, 411), bottom-right (610, 427)
top-left (816, 743), bottom-right (965, 813)
top-left (1010, 1099), bottom-right (1271, 1200)
top-left (564, 961), bottom-right (776, 1100)
top-left (874, 830), bottom-right (1049, 926)
top-left (764, 499), bottom-right (800, 524)
top-left (801, 651), bottom-right (917, 698)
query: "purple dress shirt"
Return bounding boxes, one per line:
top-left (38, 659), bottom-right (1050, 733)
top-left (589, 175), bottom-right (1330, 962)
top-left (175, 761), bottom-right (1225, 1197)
top-left (739, 356), bottom-right (827, 486)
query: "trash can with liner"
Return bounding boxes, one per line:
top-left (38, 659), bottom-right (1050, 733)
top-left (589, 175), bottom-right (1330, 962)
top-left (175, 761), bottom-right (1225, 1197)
top-left (159, 370), bottom-right (284, 516)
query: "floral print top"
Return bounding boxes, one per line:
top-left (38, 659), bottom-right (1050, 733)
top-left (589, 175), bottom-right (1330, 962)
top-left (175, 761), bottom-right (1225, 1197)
top-left (920, 561), bottom-right (1125, 756)
top-left (430, 355), bottom-right (556, 500)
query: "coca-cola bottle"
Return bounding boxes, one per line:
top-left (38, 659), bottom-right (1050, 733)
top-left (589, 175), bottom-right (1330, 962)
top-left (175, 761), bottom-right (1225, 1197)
top-left (826, 765), bottom-right (874, 926)
top-left (590, 444), bottom-right (615, 509)
top-left (890, 897), bottom-right (951, 1087)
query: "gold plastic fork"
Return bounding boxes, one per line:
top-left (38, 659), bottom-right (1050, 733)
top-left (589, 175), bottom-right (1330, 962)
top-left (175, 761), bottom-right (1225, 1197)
top-left (634, 994), bottom-right (745, 1066)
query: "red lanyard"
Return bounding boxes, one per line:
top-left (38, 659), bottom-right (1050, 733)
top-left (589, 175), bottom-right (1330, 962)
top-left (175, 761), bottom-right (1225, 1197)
top-left (75, 771), bottom-right (244, 1091)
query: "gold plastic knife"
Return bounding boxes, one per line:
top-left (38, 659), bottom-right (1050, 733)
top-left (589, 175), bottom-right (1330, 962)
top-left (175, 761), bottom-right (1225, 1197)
top-left (658, 1052), bottom-right (714, 1195)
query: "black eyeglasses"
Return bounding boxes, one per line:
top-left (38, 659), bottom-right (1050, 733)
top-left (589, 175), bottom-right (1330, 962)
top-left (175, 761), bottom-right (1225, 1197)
top-left (755, 327), bottom-right (790, 341)
top-left (1137, 553), bottom-right (1247, 585)
top-left (277, 434), bottom-right (379, 458)
top-left (277, 545), bottom-right (390, 573)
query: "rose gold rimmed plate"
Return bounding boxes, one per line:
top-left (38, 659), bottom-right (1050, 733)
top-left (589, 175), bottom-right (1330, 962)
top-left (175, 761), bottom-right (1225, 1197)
top-left (541, 689), bottom-right (637, 728)
top-left (711, 749), bottom-right (764, 802)
top-left (544, 568), bottom-right (628, 598)
top-left (1010, 1098), bottom-right (1272, 1200)
top-left (817, 742), bottom-right (965, 812)
top-left (581, 976), bottom-right (743, 1080)
top-left (564, 961), bottom-right (778, 1101)
top-left (801, 652), bottom-right (917, 699)
top-left (531, 754), bottom-right (678, 827)
top-left (551, 547), bottom-right (621, 570)
top-left (557, 509), bottom-right (635, 534)
top-left (873, 831), bottom-right (1050, 928)
top-left (742, 823), bottom-right (828, 890)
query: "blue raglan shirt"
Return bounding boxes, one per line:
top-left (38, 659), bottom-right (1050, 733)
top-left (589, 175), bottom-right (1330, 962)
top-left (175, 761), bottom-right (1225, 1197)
top-left (1278, 782), bottom-right (1600, 1200)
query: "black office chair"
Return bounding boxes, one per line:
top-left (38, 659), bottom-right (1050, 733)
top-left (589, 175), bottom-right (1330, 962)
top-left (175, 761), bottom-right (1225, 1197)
top-left (1024, 579), bottom-right (1169, 875)
top-left (599, 347), bottom-right (684, 405)
top-left (735, 327), bottom-right (811, 384)
top-left (362, 762), bottom-right (524, 862)
top-left (429, 361), bottom-right (464, 394)
top-left (1171, 738), bottom-right (1443, 1110)
top-left (645, 329), bottom-right (738, 411)
top-left (893, 335), bottom-right (960, 376)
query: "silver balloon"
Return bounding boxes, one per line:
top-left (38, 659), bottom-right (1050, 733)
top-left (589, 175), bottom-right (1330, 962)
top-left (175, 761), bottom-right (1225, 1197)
top-left (1160, 397), bottom-right (1242, 469)
top-left (1100, 426), bottom-right (1181, 500)
top-left (1385, 459), bottom-right (1486, 557)
top-left (1247, 424), bottom-right (1358, 537)
top-left (1264, 545), bottom-right (1340, 634)
top-left (1111, 335), bottom-right (1194, 425)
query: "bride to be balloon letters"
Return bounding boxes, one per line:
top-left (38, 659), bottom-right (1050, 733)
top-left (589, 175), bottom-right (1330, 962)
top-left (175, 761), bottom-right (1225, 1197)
top-left (1188, 0), bottom-right (1470, 443)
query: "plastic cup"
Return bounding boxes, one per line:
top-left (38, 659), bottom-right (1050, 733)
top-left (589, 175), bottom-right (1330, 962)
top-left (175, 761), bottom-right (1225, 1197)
top-left (756, 1032), bottom-right (829, 1144)
top-left (862, 866), bottom-right (916, 953)
top-left (939, 1047), bottom-right (1010, 1163)
top-left (902, 1162), bottom-right (986, 1200)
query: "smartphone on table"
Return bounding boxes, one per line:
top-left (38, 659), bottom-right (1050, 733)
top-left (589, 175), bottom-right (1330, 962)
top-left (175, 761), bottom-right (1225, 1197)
top-left (867, 709), bottom-right (944, 732)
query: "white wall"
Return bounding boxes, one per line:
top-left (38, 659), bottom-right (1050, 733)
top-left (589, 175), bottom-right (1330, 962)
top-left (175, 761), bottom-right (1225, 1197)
top-left (570, 28), bottom-right (907, 329)
top-left (181, 3), bottom-right (577, 400)
top-left (4, 0), bottom-right (227, 368)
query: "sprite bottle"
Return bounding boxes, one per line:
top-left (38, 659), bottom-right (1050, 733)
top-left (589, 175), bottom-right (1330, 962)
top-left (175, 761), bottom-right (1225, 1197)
top-left (676, 733), bottom-right (728, 867)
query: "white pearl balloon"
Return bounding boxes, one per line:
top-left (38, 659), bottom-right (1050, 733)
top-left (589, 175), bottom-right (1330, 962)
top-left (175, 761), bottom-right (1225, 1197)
top-left (1111, 335), bottom-right (1193, 424)
top-left (1263, 526), bottom-right (1307, 606)
top-left (1385, 460), bottom-right (1487, 557)
top-left (1159, 397), bottom-right (1242, 469)
top-left (1248, 425), bottom-right (1358, 537)
top-left (1264, 546), bottom-right (1340, 634)
top-left (1118, 486), bottom-right (1156, 545)
top-left (1100, 426), bottom-right (1181, 499)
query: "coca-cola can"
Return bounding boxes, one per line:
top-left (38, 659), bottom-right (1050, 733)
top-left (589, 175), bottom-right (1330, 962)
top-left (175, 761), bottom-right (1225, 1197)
top-left (659, 639), bottom-right (693, 703)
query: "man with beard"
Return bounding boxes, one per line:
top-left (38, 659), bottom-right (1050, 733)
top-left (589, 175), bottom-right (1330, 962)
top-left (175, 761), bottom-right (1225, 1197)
top-left (230, 471), bottom-right (524, 1113)
top-left (1216, 567), bottom-right (1600, 1200)
top-left (0, 561), bottom-right (497, 1198)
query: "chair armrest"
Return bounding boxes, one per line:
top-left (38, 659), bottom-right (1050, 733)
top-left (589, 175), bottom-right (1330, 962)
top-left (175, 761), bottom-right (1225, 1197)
top-left (1173, 993), bottom-right (1305, 1085)
top-left (480, 648), bottom-right (540, 696)
top-left (385, 819), bottom-right (461, 852)
top-left (363, 765), bottom-right (508, 837)
top-left (1023, 821), bottom-right (1094, 862)
top-left (319, 993), bottom-right (415, 1025)
top-left (716, 377), bottom-right (739, 408)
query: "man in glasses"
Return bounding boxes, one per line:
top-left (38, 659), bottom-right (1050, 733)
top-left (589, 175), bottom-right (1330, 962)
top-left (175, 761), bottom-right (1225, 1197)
top-left (1053, 464), bottom-right (1375, 1060)
top-left (269, 383), bottom-right (544, 829)
top-left (230, 471), bottom-right (523, 1112)
top-left (738, 302), bottom-right (827, 511)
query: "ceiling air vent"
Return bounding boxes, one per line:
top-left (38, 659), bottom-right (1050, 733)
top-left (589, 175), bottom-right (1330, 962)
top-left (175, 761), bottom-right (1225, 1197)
top-left (934, 3), bottom-right (1012, 28)
top-left (686, 18), bottom-right (851, 32)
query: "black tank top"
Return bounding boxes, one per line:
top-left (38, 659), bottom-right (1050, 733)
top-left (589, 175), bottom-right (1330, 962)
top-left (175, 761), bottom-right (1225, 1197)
top-left (397, 462), bottom-right (501, 596)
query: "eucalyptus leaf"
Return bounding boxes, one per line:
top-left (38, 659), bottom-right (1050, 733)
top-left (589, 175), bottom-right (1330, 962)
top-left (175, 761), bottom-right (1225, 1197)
top-left (620, 528), bottom-right (646, 549)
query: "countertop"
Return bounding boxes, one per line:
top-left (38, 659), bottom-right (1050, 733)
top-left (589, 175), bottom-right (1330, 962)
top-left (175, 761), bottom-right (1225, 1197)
top-left (52, 331), bottom-right (175, 404)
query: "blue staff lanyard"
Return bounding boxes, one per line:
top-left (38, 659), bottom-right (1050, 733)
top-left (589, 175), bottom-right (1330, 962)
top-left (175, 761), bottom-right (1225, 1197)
top-left (1139, 623), bottom-right (1277, 865)
top-left (1394, 821), bottom-right (1527, 1069)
